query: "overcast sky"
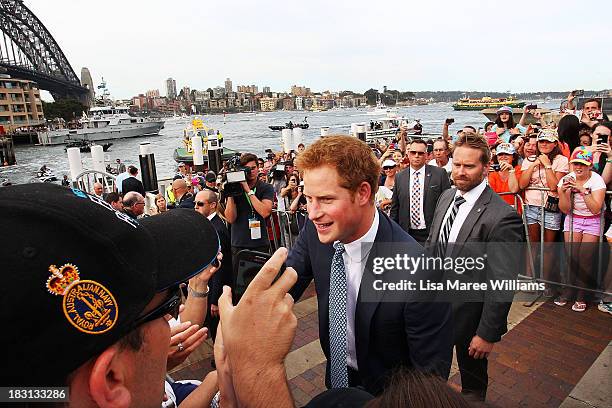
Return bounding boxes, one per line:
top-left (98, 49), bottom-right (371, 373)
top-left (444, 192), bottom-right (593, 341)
top-left (25, 0), bottom-right (611, 99)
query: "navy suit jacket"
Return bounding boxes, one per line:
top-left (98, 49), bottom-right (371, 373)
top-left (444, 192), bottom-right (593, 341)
top-left (288, 210), bottom-right (453, 395)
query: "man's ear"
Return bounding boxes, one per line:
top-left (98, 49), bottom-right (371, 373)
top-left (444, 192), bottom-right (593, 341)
top-left (357, 181), bottom-right (373, 206)
top-left (88, 346), bottom-right (133, 408)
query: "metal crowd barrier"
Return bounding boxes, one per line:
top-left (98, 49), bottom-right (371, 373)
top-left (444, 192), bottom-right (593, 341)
top-left (268, 209), bottom-right (307, 251)
top-left (75, 170), bottom-right (116, 194)
top-left (499, 187), bottom-right (611, 304)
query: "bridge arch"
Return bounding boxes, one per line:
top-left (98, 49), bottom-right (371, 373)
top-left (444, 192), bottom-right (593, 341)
top-left (0, 0), bottom-right (89, 103)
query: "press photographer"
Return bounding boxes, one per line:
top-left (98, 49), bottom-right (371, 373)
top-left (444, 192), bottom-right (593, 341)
top-left (224, 152), bottom-right (275, 260)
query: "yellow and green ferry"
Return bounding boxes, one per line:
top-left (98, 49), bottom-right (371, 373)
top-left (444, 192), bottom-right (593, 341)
top-left (452, 96), bottom-right (526, 111)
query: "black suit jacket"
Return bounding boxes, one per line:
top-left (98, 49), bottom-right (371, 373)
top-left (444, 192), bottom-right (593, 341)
top-left (209, 214), bottom-right (233, 306)
top-left (425, 185), bottom-right (524, 344)
top-left (288, 210), bottom-right (453, 395)
top-left (121, 176), bottom-right (145, 196)
top-left (390, 165), bottom-right (451, 235)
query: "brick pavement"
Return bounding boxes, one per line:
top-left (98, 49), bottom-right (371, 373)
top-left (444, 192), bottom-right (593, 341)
top-left (449, 301), bottom-right (612, 407)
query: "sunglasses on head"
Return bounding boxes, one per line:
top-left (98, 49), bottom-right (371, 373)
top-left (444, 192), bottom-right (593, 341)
top-left (131, 289), bottom-right (181, 329)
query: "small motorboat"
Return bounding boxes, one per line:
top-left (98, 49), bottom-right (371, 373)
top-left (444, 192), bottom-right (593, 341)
top-left (36, 169), bottom-right (58, 183)
top-left (65, 140), bottom-right (113, 153)
top-left (269, 120), bottom-right (309, 131)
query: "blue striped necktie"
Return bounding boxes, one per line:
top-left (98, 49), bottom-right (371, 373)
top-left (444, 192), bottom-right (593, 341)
top-left (438, 195), bottom-right (466, 257)
top-left (329, 242), bottom-right (348, 388)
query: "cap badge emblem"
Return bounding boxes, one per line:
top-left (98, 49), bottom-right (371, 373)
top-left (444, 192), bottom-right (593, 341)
top-left (47, 264), bottom-right (118, 335)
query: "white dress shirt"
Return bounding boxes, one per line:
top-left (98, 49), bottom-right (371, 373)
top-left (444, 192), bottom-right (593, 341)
top-left (336, 209), bottom-right (379, 370)
top-left (207, 212), bottom-right (217, 221)
top-left (409, 166), bottom-right (426, 230)
top-left (439, 179), bottom-right (487, 248)
top-left (428, 157), bottom-right (453, 173)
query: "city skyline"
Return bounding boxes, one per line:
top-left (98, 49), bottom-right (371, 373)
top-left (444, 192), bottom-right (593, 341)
top-left (26, 0), bottom-right (612, 99)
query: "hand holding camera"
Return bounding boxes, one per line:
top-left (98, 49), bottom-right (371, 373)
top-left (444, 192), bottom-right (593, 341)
top-left (498, 161), bottom-right (513, 172)
top-left (561, 175), bottom-right (576, 192)
top-left (538, 154), bottom-right (552, 168)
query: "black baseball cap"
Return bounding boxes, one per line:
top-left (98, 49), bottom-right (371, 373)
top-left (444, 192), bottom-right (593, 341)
top-left (205, 171), bottom-right (217, 183)
top-left (1, 184), bottom-right (220, 385)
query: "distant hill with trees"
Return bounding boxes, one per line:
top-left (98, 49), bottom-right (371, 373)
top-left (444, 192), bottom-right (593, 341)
top-left (359, 89), bottom-right (610, 105)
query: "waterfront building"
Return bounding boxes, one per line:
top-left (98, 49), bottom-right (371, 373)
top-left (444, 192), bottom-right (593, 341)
top-left (194, 90), bottom-right (210, 103)
top-left (295, 96), bottom-right (304, 110)
top-left (282, 97), bottom-right (294, 111)
top-left (291, 85), bottom-right (310, 97)
top-left (213, 86), bottom-right (225, 99)
top-left (146, 89), bottom-right (160, 98)
top-left (225, 78), bottom-right (233, 94)
top-left (237, 85), bottom-right (258, 95)
top-left (131, 94), bottom-right (146, 110)
top-left (0, 75), bottom-right (45, 132)
top-left (166, 78), bottom-right (177, 100)
top-left (182, 86), bottom-right (191, 101)
top-left (259, 97), bottom-right (277, 111)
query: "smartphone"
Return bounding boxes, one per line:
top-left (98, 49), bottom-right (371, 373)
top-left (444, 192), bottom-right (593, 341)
top-left (572, 90), bottom-right (584, 96)
top-left (445, 118), bottom-right (455, 125)
top-left (525, 104), bottom-right (537, 110)
top-left (592, 110), bottom-right (604, 121)
top-left (485, 132), bottom-right (498, 146)
top-left (598, 133), bottom-right (609, 145)
top-left (427, 144), bottom-right (434, 153)
top-left (233, 250), bottom-right (287, 301)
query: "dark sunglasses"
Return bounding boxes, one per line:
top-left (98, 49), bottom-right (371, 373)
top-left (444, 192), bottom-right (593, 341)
top-left (409, 151), bottom-right (426, 156)
top-left (383, 166), bottom-right (396, 170)
top-left (195, 201), bottom-right (208, 207)
top-left (131, 289), bottom-right (181, 329)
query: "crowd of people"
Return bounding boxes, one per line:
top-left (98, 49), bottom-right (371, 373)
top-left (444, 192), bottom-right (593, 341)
top-left (4, 92), bottom-right (611, 407)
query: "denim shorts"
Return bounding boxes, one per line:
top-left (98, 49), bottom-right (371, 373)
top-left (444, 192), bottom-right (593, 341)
top-left (563, 215), bottom-right (601, 236)
top-left (524, 204), bottom-right (562, 231)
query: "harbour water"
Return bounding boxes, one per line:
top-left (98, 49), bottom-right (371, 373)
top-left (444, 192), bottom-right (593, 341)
top-left (0, 101), bottom-right (561, 185)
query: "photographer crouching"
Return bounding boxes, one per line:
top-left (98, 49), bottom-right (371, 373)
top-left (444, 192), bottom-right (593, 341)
top-left (224, 152), bottom-right (275, 262)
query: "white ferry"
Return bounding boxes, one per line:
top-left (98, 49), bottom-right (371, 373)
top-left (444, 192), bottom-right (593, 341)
top-left (366, 116), bottom-right (416, 138)
top-left (38, 106), bottom-right (165, 145)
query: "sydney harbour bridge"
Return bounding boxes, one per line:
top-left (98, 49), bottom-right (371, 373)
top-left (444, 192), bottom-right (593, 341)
top-left (0, 0), bottom-right (91, 105)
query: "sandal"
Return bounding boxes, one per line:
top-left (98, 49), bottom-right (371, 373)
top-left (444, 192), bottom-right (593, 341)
top-left (597, 301), bottom-right (612, 315)
top-left (554, 297), bottom-right (567, 306)
top-left (572, 301), bottom-right (587, 312)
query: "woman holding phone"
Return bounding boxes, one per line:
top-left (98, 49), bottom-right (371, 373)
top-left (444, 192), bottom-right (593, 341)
top-left (519, 129), bottom-right (569, 284)
top-left (557, 147), bottom-right (606, 312)
top-left (490, 106), bottom-right (526, 143)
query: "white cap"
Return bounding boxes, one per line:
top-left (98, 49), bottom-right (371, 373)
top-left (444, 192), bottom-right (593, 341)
top-left (382, 159), bottom-right (397, 168)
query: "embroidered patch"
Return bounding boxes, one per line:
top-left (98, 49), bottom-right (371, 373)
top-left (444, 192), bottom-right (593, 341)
top-left (47, 264), bottom-right (118, 334)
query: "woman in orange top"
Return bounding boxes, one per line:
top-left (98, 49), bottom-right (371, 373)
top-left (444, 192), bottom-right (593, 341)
top-left (489, 143), bottom-right (523, 213)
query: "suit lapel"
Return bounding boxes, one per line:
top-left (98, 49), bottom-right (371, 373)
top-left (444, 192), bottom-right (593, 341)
top-left (404, 170), bottom-right (411, 215)
top-left (423, 166), bottom-right (432, 210)
top-left (450, 186), bottom-right (493, 257)
top-left (429, 188), bottom-right (455, 245)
